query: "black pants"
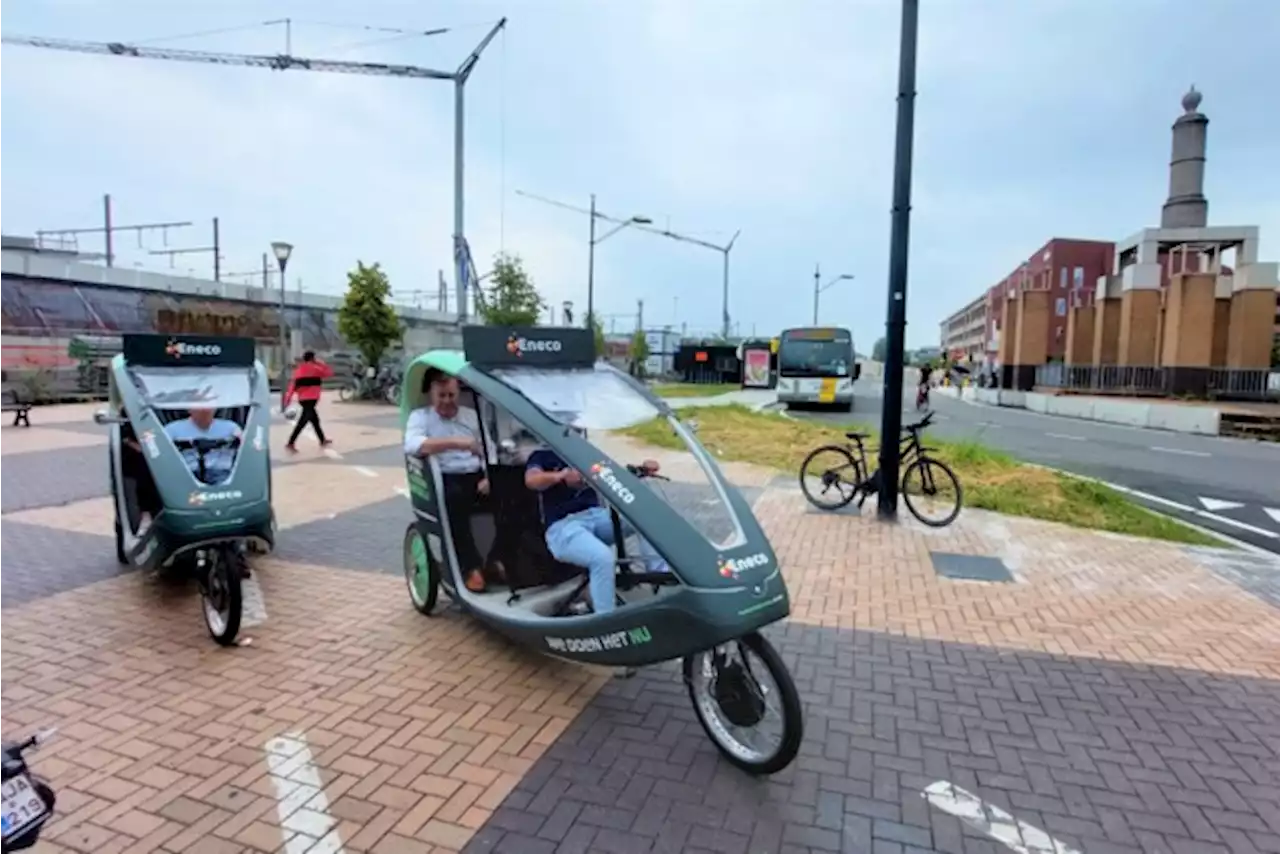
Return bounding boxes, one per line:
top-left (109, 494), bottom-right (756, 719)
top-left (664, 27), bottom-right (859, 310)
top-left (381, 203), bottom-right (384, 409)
top-left (443, 471), bottom-right (519, 575)
top-left (287, 400), bottom-right (327, 446)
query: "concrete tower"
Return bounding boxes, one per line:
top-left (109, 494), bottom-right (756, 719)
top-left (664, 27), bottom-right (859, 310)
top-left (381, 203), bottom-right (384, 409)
top-left (1160, 86), bottom-right (1209, 228)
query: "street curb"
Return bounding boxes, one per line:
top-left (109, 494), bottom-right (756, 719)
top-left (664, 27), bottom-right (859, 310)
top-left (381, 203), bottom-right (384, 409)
top-left (1023, 463), bottom-right (1271, 557)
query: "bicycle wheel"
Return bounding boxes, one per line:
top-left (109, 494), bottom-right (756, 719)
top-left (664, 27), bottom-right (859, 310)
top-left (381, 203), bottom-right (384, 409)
top-left (683, 631), bottom-right (804, 775)
top-left (901, 456), bottom-right (962, 527)
top-left (799, 445), bottom-right (861, 510)
top-left (338, 383), bottom-right (354, 403)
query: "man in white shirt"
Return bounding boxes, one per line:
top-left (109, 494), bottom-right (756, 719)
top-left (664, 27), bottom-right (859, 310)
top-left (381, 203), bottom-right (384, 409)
top-left (404, 374), bottom-right (508, 593)
top-left (165, 407), bottom-right (242, 485)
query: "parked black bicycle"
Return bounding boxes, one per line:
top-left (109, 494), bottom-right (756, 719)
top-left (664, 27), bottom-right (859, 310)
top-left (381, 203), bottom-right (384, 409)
top-left (799, 411), bottom-right (963, 527)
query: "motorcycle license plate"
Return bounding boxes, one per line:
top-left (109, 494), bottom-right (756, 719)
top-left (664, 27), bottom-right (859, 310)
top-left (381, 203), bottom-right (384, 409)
top-left (1, 774), bottom-right (47, 840)
top-left (818, 378), bottom-right (837, 403)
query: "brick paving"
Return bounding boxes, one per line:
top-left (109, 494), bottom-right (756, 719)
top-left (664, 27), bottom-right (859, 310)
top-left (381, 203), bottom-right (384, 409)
top-left (2, 406), bottom-right (1279, 853)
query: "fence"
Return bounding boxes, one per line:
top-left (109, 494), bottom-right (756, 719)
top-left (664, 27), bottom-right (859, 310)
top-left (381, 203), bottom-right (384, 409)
top-left (1034, 363), bottom-right (1280, 402)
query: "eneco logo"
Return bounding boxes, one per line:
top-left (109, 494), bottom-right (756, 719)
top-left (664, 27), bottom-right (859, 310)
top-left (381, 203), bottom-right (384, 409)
top-left (717, 552), bottom-right (769, 579)
top-left (188, 489), bottom-right (244, 506)
top-left (506, 334), bottom-right (563, 358)
top-left (165, 339), bottom-right (223, 359)
top-left (589, 462), bottom-right (635, 505)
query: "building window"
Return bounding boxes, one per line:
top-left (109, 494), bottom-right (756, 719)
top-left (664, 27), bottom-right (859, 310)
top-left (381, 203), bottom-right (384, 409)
top-left (1059, 267), bottom-right (1068, 290)
top-left (1055, 297), bottom-right (1067, 317)
top-left (1072, 266), bottom-right (1084, 290)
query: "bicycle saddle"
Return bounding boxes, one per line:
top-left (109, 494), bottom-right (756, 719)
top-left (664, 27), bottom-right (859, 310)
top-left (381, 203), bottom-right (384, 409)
top-left (844, 431), bottom-right (871, 440)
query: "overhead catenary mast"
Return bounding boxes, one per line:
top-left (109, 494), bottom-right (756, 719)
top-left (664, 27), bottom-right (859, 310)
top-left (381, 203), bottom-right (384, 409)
top-left (3, 18), bottom-right (507, 322)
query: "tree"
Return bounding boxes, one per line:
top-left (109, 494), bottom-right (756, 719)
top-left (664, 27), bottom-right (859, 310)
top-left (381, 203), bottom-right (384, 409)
top-left (628, 329), bottom-right (651, 378)
top-left (871, 336), bottom-right (888, 362)
top-left (475, 252), bottom-right (545, 326)
top-left (338, 261), bottom-right (403, 367)
top-left (587, 312), bottom-right (606, 359)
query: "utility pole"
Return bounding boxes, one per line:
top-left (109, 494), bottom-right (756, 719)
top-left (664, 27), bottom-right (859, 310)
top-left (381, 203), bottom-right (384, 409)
top-left (877, 0), bottom-right (921, 522)
top-left (36, 193), bottom-right (193, 265)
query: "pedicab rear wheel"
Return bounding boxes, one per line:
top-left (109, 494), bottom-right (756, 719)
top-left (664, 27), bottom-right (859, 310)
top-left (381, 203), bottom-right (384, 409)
top-left (403, 523), bottom-right (439, 616)
top-left (683, 631), bottom-right (803, 775)
top-left (200, 547), bottom-right (243, 646)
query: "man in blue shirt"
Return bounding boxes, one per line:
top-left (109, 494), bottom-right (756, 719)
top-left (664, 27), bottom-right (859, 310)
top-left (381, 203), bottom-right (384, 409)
top-left (164, 407), bottom-right (242, 485)
top-left (525, 447), bottom-right (669, 615)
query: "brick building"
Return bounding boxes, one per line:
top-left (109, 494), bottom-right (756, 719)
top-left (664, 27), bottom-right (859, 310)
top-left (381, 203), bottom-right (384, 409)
top-left (940, 238), bottom-right (1115, 364)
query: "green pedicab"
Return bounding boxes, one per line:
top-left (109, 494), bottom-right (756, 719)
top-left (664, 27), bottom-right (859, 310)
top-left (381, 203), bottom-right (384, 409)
top-left (399, 326), bottom-right (803, 775)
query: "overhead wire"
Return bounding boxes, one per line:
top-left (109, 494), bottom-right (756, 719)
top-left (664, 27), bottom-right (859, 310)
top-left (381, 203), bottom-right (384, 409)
top-left (132, 21), bottom-right (277, 46)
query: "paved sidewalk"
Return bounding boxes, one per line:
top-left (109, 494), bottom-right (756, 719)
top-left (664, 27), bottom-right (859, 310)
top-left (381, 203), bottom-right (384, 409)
top-left (3, 408), bottom-right (1278, 853)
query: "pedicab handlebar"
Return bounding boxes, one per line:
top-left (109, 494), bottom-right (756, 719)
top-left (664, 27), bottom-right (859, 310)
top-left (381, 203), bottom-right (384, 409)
top-left (624, 463), bottom-right (670, 482)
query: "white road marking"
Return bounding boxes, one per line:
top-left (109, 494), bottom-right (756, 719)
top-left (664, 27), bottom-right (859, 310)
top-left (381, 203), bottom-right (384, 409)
top-left (1151, 446), bottom-right (1211, 457)
top-left (353, 466), bottom-right (378, 478)
top-left (922, 781), bottom-right (1081, 854)
top-left (1197, 509), bottom-right (1280, 539)
top-left (241, 576), bottom-right (268, 628)
top-left (1199, 496), bottom-right (1245, 512)
top-left (394, 486), bottom-right (410, 498)
top-left (265, 732), bottom-right (345, 854)
top-left (1029, 468), bottom-right (1275, 555)
top-left (1265, 507), bottom-right (1280, 525)
top-left (322, 447), bottom-right (344, 460)
top-left (1045, 432), bottom-right (1084, 441)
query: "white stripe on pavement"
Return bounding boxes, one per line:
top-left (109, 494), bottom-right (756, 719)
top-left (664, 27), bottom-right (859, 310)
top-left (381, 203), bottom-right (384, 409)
top-left (1045, 432), bottom-right (1085, 441)
top-left (922, 781), bottom-right (1081, 854)
top-left (241, 576), bottom-right (268, 628)
top-left (353, 466), bottom-right (378, 478)
top-left (265, 732), bottom-right (345, 854)
top-left (1199, 496), bottom-right (1245, 512)
top-left (1151, 446), bottom-right (1211, 457)
top-left (322, 447), bottom-right (344, 460)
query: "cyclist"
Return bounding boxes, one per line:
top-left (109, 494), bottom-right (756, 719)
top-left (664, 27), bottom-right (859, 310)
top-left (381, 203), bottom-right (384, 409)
top-left (916, 363), bottom-right (933, 410)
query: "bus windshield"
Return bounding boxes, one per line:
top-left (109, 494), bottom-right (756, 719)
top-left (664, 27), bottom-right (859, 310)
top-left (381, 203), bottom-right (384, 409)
top-left (778, 331), bottom-right (853, 377)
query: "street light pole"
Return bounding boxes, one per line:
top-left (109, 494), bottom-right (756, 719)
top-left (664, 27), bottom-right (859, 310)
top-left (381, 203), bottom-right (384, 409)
top-left (587, 194), bottom-right (597, 329)
top-left (270, 240), bottom-right (293, 408)
top-left (877, 0), bottom-right (921, 522)
top-left (515, 189), bottom-right (737, 339)
top-left (813, 265), bottom-right (854, 325)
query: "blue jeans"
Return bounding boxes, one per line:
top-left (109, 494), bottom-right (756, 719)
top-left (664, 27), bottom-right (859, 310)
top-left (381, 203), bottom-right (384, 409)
top-left (544, 506), bottom-right (668, 614)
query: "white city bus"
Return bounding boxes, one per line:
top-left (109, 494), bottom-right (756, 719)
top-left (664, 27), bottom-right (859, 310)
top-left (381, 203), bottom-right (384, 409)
top-left (775, 327), bottom-right (858, 411)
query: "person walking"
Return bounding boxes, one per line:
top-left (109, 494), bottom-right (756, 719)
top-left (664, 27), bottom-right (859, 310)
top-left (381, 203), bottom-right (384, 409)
top-left (283, 350), bottom-right (334, 452)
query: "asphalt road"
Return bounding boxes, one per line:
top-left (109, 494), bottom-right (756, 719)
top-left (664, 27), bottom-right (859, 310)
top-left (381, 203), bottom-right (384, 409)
top-left (787, 379), bottom-right (1280, 554)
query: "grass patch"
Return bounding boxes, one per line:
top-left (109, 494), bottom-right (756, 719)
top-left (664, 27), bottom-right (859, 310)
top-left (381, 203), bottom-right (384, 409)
top-left (622, 405), bottom-right (1223, 547)
top-left (650, 382), bottom-right (741, 399)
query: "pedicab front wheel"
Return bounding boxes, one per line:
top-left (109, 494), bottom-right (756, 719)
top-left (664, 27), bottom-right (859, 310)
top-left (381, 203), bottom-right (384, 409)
top-left (403, 523), bottom-right (439, 616)
top-left (200, 547), bottom-right (243, 646)
top-left (683, 631), bottom-right (803, 775)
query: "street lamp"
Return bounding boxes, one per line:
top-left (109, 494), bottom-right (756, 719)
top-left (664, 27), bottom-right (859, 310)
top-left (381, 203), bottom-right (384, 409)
top-left (270, 240), bottom-right (292, 407)
top-left (813, 264), bottom-right (854, 325)
top-left (587, 193), bottom-right (652, 330)
top-left (562, 300), bottom-right (575, 326)
top-left (877, 0), bottom-right (921, 521)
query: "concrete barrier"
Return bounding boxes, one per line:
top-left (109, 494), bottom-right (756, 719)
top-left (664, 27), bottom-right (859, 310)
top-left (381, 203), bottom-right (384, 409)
top-left (940, 384), bottom-right (1222, 435)
top-left (1144, 402), bottom-right (1221, 435)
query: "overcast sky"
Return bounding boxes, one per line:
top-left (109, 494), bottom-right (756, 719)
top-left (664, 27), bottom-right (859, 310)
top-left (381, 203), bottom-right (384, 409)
top-left (3, 0), bottom-right (1277, 348)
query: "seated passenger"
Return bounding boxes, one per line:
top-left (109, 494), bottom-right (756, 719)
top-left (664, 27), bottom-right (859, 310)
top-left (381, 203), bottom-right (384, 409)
top-left (525, 441), bottom-right (669, 615)
top-left (404, 374), bottom-right (511, 593)
top-left (164, 407), bottom-right (241, 485)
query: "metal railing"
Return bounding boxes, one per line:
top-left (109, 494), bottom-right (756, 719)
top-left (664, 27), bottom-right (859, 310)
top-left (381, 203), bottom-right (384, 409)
top-left (1034, 363), bottom-right (1280, 402)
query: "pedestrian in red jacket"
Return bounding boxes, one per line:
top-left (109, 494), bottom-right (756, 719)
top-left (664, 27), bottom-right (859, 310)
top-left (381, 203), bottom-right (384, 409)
top-left (284, 351), bottom-right (335, 452)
